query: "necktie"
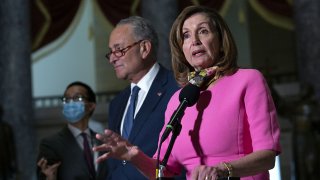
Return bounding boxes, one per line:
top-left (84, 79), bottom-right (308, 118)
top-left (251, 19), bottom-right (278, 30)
top-left (80, 132), bottom-right (96, 179)
top-left (122, 86), bottom-right (140, 139)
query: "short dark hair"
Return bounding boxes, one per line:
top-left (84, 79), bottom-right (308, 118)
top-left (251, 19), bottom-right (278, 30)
top-left (65, 81), bottom-right (96, 103)
top-left (117, 16), bottom-right (159, 60)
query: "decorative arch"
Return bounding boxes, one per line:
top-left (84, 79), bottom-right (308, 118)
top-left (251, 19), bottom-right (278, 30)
top-left (248, 0), bottom-right (293, 30)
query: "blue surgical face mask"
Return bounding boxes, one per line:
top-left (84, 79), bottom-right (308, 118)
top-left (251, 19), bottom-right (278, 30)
top-left (62, 101), bottom-right (85, 123)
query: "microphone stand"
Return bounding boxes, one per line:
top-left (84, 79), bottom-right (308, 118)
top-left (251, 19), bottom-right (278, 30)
top-left (161, 122), bottom-right (182, 169)
top-left (156, 114), bottom-right (183, 180)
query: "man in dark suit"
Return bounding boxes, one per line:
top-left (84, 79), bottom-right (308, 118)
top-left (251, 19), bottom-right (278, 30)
top-left (104, 16), bottom-right (183, 179)
top-left (37, 81), bottom-right (108, 180)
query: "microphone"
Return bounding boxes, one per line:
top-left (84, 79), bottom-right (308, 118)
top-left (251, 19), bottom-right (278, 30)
top-left (160, 83), bottom-right (200, 143)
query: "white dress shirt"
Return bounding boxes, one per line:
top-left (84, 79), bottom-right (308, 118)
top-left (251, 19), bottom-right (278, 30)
top-left (120, 63), bottom-right (160, 135)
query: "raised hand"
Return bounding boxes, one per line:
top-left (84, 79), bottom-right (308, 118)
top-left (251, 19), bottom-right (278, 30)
top-left (93, 129), bottom-right (138, 163)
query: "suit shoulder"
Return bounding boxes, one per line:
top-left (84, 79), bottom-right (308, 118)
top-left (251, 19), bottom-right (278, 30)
top-left (230, 69), bottom-right (268, 90)
top-left (110, 86), bottom-right (130, 103)
top-left (39, 127), bottom-right (70, 146)
top-left (158, 66), bottom-right (179, 88)
top-left (235, 68), bottom-right (265, 80)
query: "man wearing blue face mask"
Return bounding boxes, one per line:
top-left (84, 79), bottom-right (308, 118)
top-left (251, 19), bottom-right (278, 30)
top-left (36, 81), bottom-right (108, 180)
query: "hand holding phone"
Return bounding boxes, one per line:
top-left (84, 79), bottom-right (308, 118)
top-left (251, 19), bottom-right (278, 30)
top-left (37, 157), bottom-right (61, 178)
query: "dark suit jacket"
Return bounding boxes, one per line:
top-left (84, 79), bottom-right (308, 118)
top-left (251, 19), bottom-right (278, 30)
top-left (37, 126), bottom-right (108, 180)
top-left (107, 65), bottom-right (186, 180)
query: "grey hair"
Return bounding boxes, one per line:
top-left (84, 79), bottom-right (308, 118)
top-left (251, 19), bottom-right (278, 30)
top-left (117, 16), bottom-right (159, 59)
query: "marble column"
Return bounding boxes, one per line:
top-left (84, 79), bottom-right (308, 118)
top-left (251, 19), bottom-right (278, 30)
top-left (293, 0), bottom-right (320, 101)
top-left (292, 1), bottom-right (320, 180)
top-left (141, 0), bottom-right (178, 70)
top-left (0, 0), bottom-right (36, 179)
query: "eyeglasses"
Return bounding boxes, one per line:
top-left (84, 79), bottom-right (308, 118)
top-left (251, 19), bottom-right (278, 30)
top-left (61, 95), bottom-right (87, 104)
top-left (105, 40), bottom-right (143, 60)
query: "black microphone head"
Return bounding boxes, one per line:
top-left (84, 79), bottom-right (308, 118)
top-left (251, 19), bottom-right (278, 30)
top-left (179, 83), bottom-right (200, 107)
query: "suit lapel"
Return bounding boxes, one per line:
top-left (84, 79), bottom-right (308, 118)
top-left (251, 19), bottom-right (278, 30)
top-left (61, 126), bottom-right (82, 154)
top-left (129, 66), bottom-right (168, 142)
top-left (91, 130), bottom-right (109, 178)
top-left (60, 126), bottom-right (91, 177)
top-left (111, 87), bottom-right (131, 134)
top-left (91, 130), bottom-right (102, 174)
